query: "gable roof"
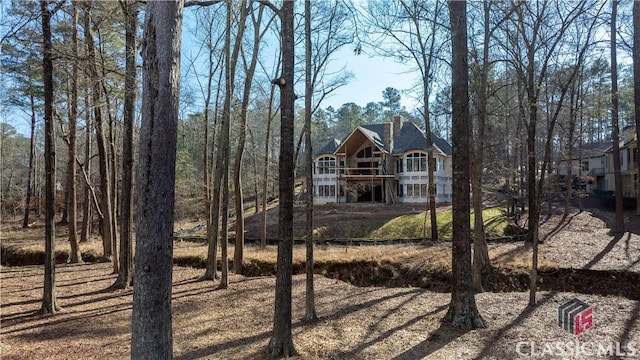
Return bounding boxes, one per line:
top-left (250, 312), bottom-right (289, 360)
top-left (316, 138), bottom-right (342, 156)
top-left (392, 121), bottom-right (451, 156)
top-left (314, 119), bottom-right (452, 157)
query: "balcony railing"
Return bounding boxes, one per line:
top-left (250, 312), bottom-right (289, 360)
top-left (587, 168), bottom-right (605, 176)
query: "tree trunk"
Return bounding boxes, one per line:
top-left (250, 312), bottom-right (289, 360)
top-left (610, 0), bottom-right (624, 233)
top-left (472, 0), bottom-right (491, 293)
top-left (112, 0), bottom-right (137, 289)
top-left (303, 0), bottom-right (318, 322)
top-left (67, 1), bottom-right (82, 264)
top-left (444, 0), bottom-right (484, 329)
top-left (83, 2), bottom-right (114, 262)
top-left (260, 85), bottom-right (277, 249)
top-left (41, 0), bottom-right (58, 315)
top-left (634, 0), bottom-right (640, 217)
top-left (234, 4), bottom-right (264, 275)
top-left (131, 1), bottom-right (183, 357)
top-left (220, 165), bottom-right (230, 288)
top-left (22, 77), bottom-right (37, 229)
top-left (267, 1), bottom-right (298, 356)
top-left (80, 92), bottom-right (92, 243)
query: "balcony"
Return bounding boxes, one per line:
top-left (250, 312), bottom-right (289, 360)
top-left (587, 168), bottom-right (605, 176)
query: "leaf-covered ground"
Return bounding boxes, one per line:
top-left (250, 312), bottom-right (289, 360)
top-left (1, 198), bottom-right (639, 359)
top-left (1, 264), bottom-right (639, 360)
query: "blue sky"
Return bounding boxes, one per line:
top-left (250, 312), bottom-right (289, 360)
top-left (320, 47), bottom-right (420, 111)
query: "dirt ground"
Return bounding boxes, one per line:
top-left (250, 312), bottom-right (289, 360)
top-left (1, 198), bottom-right (640, 359)
top-left (1, 264), bottom-right (639, 360)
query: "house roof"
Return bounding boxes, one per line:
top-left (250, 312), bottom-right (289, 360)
top-left (316, 138), bottom-right (342, 155)
top-left (392, 121), bottom-right (451, 156)
top-left (568, 140), bottom-right (626, 160)
top-left (315, 120), bottom-right (452, 157)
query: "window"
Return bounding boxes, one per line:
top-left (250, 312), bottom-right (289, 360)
top-left (405, 184), bottom-right (426, 198)
top-left (316, 156), bottom-right (336, 174)
top-left (396, 158), bottom-right (404, 173)
top-left (318, 185), bottom-right (335, 197)
top-left (397, 183), bottom-right (403, 197)
top-left (406, 153), bottom-right (427, 172)
top-left (582, 161), bottom-right (589, 172)
top-left (357, 146), bottom-right (373, 158)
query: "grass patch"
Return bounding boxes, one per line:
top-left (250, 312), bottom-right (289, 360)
top-left (369, 207), bottom-right (509, 240)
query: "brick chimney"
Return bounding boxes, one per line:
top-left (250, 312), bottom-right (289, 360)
top-left (383, 122), bottom-right (393, 151)
top-left (393, 115), bottom-right (403, 138)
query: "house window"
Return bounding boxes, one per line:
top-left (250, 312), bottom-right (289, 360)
top-left (396, 158), bottom-right (403, 173)
top-left (406, 153), bottom-right (427, 172)
top-left (316, 156), bottom-right (336, 174)
top-left (405, 184), bottom-right (426, 198)
top-left (317, 185), bottom-right (336, 197)
top-left (397, 183), bottom-right (403, 197)
top-left (357, 146), bottom-right (373, 158)
top-left (582, 161), bottom-right (589, 172)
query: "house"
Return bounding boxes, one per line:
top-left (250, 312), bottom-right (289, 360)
top-left (557, 126), bottom-right (638, 198)
top-left (313, 115), bottom-right (452, 204)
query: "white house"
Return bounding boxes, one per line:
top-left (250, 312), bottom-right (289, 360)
top-left (313, 115), bottom-right (452, 204)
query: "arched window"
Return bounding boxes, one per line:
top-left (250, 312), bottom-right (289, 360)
top-left (406, 152), bottom-right (427, 172)
top-left (357, 146), bottom-right (373, 158)
top-left (316, 156), bottom-right (336, 174)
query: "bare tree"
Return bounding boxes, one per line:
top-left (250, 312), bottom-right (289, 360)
top-left (204, 0), bottom-right (248, 285)
top-left (500, 0), bottom-right (595, 305)
top-left (443, 0), bottom-right (484, 329)
top-left (234, 2), bottom-right (273, 275)
top-left (610, 0), bottom-right (624, 233)
top-left (40, 0), bottom-right (59, 315)
top-left (67, 1), bottom-right (82, 264)
top-left (303, 0), bottom-right (317, 322)
top-left (112, 0), bottom-right (138, 289)
top-left (362, 0), bottom-right (447, 240)
top-left (131, 0), bottom-right (183, 357)
top-left (266, 0), bottom-right (298, 355)
top-left (83, 1), bottom-right (116, 266)
top-left (22, 68), bottom-right (38, 229)
top-left (635, 0), bottom-right (640, 217)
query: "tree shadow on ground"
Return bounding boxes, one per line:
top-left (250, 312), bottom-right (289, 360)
top-left (174, 287), bottom-right (424, 360)
top-left (583, 232), bottom-right (625, 270)
top-left (390, 319), bottom-right (469, 360)
top-left (473, 292), bottom-right (557, 359)
top-left (618, 300), bottom-right (640, 347)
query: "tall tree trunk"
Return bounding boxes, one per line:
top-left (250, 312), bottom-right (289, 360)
top-left (260, 84), bottom-right (277, 248)
top-left (80, 95), bottom-right (92, 243)
top-left (268, 1), bottom-right (298, 356)
top-left (205, 0), bottom-right (248, 282)
top-left (444, 0), bottom-right (484, 329)
top-left (131, 1), bottom-right (183, 357)
top-left (67, 1), bottom-right (82, 264)
top-left (303, 0), bottom-right (318, 322)
top-left (83, 2), bottom-right (114, 263)
top-left (113, 0), bottom-right (137, 289)
top-left (22, 73), bottom-right (37, 229)
top-left (204, 18), bottom-right (224, 281)
top-left (610, 0), bottom-right (624, 233)
top-left (634, 0), bottom-right (640, 217)
top-left (425, 107), bottom-right (437, 240)
top-left (41, 0), bottom-right (58, 315)
top-left (472, 0), bottom-right (492, 293)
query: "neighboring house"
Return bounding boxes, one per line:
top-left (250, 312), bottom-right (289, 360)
top-left (313, 115), bottom-right (452, 204)
top-left (557, 126), bottom-right (638, 198)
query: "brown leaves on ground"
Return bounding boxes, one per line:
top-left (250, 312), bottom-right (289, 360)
top-left (1, 263), bottom-right (639, 360)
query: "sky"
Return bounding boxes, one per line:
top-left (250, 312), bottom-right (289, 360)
top-left (318, 47), bottom-right (421, 111)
